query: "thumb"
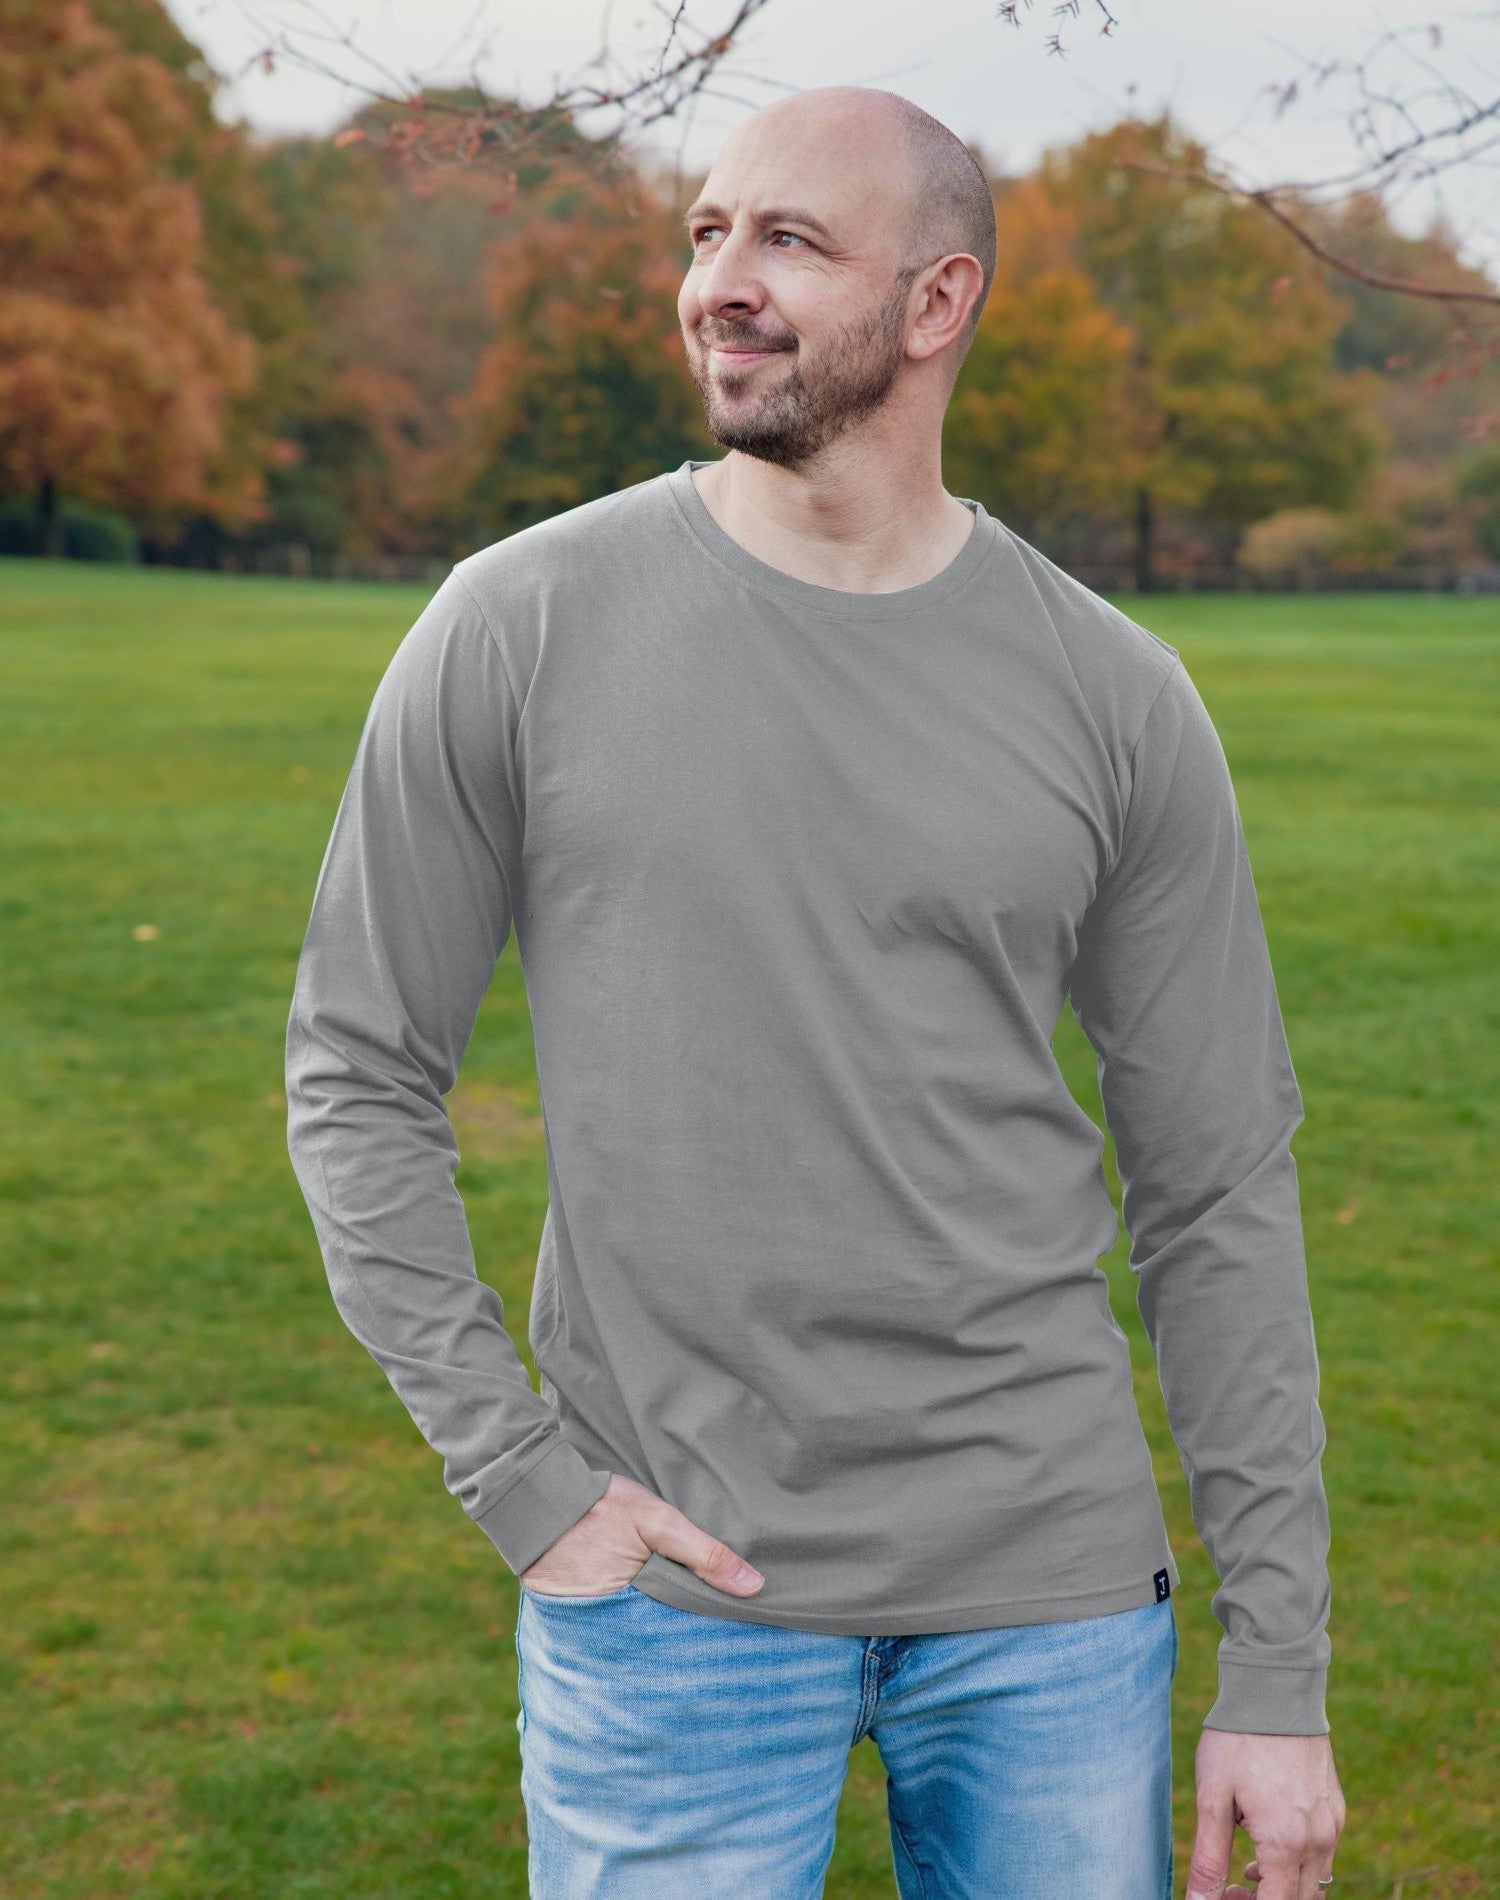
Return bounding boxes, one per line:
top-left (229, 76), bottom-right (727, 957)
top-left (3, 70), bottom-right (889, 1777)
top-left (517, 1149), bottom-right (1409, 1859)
top-left (1185, 1806), bottom-right (1234, 1900)
top-left (650, 1507), bottom-right (764, 1596)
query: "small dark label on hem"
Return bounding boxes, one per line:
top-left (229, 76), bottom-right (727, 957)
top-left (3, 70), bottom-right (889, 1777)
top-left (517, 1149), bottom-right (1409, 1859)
top-left (1153, 1569), bottom-right (1172, 1601)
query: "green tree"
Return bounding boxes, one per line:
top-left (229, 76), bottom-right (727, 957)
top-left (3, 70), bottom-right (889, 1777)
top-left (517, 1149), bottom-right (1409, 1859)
top-left (945, 175), bottom-right (1139, 545)
top-left (1039, 112), bottom-right (1384, 590)
top-left (1455, 445), bottom-right (1500, 562)
top-left (433, 159), bottom-right (708, 550)
top-left (236, 95), bottom-right (613, 562)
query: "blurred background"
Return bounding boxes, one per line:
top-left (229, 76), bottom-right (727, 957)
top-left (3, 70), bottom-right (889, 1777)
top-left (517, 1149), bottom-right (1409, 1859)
top-left (1, 2), bottom-right (1495, 1895)
top-left (4, 0), bottom-right (1500, 587)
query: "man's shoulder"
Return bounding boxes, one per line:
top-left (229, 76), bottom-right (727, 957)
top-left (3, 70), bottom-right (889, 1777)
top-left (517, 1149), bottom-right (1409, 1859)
top-left (452, 470), bottom-right (672, 612)
top-left (992, 519), bottom-right (1180, 704)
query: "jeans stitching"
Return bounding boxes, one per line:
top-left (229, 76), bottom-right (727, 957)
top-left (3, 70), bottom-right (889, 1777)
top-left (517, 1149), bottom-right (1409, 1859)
top-left (889, 1807), bottom-right (932, 1900)
top-left (1166, 1603), bottom-right (1178, 1898)
top-left (849, 1643), bottom-right (882, 1748)
top-left (514, 1593), bottom-right (527, 1739)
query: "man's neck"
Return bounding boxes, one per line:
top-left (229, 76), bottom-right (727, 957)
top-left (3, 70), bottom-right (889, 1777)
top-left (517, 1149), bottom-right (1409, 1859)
top-left (691, 457), bottom-right (975, 595)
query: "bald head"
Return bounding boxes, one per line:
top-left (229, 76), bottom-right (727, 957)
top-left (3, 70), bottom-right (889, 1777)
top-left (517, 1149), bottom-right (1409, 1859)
top-left (727, 87), bottom-right (996, 356)
top-left (678, 86), bottom-right (996, 462)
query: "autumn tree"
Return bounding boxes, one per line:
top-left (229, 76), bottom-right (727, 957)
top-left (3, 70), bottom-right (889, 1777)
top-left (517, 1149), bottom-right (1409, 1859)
top-left (210, 130), bottom-right (396, 563)
top-left (431, 158), bottom-right (710, 551)
top-left (0, 0), bottom-right (260, 554)
top-left (944, 177), bottom-right (1138, 546)
top-left (208, 93), bottom-right (624, 564)
top-left (88, 0), bottom-right (312, 556)
top-left (1298, 190), bottom-right (1500, 463)
top-left (1037, 112), bottom-right (1384, 589)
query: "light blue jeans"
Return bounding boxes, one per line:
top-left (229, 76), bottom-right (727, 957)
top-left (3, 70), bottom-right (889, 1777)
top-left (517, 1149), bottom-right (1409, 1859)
top-left (514, 1583), bottom-right (1178, 1898)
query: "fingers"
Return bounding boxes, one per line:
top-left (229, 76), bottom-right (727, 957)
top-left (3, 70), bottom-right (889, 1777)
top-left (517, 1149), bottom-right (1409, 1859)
top-left (1241, 1855), bottom-right (1340, 1899)
top-left (635, 1494), bottom-right (764, 1595)
top-left (1191, 1729), bottom-right (1344, 1900)
top-left (1186, 1792), bottom-right (1236, 1900)
top-left (603, 1474), bottom-right (766, 1595)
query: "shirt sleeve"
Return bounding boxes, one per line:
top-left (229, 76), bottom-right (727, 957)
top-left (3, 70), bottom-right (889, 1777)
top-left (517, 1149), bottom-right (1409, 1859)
top-left (1066, 656), bottom-right (1333, 1736)
top-left (284, 568), bottom-right (613, 1577)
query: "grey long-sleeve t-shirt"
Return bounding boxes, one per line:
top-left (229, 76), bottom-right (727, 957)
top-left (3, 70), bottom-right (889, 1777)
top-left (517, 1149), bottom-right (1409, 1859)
top-left (285, 458), bottom-right (1333, 1736)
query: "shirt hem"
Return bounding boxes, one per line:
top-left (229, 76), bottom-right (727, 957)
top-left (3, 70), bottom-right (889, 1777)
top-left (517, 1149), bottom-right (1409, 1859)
top-left (625, 1549), bottom-right (1180, 1635)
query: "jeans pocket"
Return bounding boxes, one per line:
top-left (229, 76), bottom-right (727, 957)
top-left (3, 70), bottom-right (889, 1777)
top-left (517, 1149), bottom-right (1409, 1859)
top-left (520, 1581), bottom-right (640, 1603)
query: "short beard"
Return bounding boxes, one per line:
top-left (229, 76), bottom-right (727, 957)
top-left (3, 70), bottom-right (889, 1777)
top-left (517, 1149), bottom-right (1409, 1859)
top-left (689, 267), bottom-right (921, 470)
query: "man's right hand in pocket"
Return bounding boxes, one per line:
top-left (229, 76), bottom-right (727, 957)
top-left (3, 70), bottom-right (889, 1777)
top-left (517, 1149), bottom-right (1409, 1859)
top-left (518, 1472), bottom-right (766, 1598)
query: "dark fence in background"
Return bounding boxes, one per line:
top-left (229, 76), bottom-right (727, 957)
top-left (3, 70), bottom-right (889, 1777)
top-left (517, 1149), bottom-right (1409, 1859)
top-left (1064, 564), bottom-right (1500, 595)
top-left (146, 544), bottom-right (1500, 594)
top-left (6, 514), bottom-right (1497, 594)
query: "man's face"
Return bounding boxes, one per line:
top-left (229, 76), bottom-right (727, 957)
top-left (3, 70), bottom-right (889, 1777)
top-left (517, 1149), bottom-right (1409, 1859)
top-left (676, 109), bottom-right (921, 469)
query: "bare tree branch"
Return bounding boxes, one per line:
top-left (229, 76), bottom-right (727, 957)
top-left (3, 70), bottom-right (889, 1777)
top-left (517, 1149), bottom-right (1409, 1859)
top-left (996, 0), bottom-right (1121, 59)
top-left (1118, 15), bottom-right (1500, 314)
top-left (1117, 137), bottom-right (1500, 436)
top-left (1255, 19), bottom-right (1500, 203)
top-left (225, 0), bottom-right (1498, 322)
top-left (226, 0), bottom-right (775, 172)
top-left (1118, 154), bottom-right (1500, 310)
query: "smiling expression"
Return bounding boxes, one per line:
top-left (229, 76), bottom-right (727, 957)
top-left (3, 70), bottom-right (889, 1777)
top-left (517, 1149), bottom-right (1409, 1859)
top-left (676, 101), bottom-right (936, 469)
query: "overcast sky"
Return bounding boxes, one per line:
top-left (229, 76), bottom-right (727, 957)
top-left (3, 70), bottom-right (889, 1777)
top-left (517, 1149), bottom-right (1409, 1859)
top-left (168, 0), bottom-right (1498, 277)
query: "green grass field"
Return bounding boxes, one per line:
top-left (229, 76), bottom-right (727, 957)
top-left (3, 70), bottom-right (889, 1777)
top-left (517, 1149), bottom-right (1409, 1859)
top-left (1, 557), bottom-right (1494, 1897)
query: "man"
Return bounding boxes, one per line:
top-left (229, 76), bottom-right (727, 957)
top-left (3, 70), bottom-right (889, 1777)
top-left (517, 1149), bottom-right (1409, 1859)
top-left (285, 83), bottom-right (1346, 1899)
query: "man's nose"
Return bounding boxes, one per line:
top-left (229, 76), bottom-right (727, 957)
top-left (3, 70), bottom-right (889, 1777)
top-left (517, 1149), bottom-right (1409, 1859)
top-left (694, 235), bottom-right (766, 315)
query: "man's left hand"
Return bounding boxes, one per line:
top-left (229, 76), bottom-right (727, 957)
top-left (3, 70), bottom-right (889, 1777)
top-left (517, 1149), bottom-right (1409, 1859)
top-left (1184, 1728), bottom-right (1346, 1900)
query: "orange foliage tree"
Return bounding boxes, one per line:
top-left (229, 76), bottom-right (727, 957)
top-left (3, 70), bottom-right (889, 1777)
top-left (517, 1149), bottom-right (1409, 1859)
top-left (945, 177), bottom-right (1139, 543)
top-left (259, 98), bottom-right (549, 560)
top-left (432, 163), bottom-right (710, 550)
top-left (0, 0), bottom-right (259, 552)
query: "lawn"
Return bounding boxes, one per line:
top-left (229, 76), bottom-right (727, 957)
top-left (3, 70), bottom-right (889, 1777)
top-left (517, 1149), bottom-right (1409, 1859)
top-left (1, 557), bottom-right (1494, 1897)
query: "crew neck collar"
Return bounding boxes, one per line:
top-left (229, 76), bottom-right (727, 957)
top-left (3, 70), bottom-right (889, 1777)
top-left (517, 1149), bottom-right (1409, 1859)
top-left (664, 458), bottom-right (996, 621)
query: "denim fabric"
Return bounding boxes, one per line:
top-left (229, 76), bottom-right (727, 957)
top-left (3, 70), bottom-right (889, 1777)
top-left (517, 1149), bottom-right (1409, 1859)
top-left (514, 1585), bottom-right (1178, 1898)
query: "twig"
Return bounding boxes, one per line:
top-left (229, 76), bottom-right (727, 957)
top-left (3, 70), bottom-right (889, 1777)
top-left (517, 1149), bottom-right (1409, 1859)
top-left (1117, 155), bottom-right (1500, 308)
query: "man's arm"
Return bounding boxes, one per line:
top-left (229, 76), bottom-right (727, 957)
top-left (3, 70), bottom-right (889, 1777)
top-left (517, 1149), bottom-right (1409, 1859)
top-left (1066, 656), bottom-right (1333, 1737)
top-left (284, 569), bottom-right (612, 1576)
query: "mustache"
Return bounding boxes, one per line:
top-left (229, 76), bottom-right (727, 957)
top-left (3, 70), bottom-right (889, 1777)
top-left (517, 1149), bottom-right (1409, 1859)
top-left (702, 334), bottom-right (793, 351)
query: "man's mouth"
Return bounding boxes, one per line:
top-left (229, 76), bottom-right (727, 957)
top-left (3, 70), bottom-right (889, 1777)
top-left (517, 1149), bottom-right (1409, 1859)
top-left (709, 342), bottom-right (788, 361)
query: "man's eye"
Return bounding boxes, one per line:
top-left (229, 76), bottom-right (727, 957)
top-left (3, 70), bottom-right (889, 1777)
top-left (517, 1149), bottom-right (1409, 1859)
top-left (690, 227), bottom-right (805, 249)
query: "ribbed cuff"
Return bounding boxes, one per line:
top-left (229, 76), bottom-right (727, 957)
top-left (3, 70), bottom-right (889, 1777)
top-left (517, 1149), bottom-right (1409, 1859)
top-left (471, 1437), bottom-right (613, 1577)
top-left (1203, 1662), bottom-right (1330, 1735)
